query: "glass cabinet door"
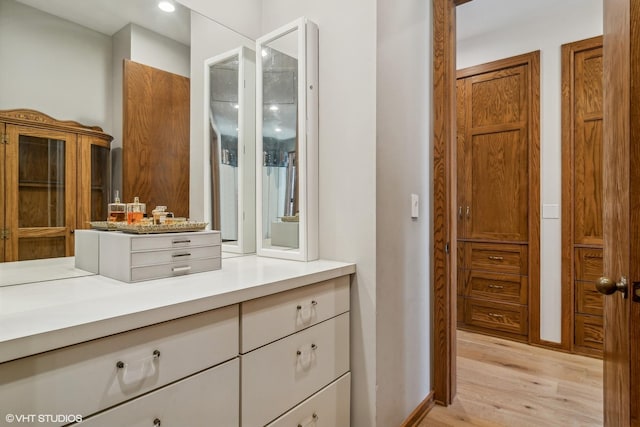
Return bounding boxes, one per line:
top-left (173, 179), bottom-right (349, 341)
top-left (77, 134), bottom-right (110, 228)
top-left (5, 124), bottom-right (76, 261)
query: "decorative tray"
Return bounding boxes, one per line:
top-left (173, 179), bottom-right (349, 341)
top-left (88, 221), bottom-right (119, 231)
top-left (90, 221), bottom-right (209, 234)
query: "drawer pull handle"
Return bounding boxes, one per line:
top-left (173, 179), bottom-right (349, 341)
top-left (488, 284), bottom-right (504, 289)
top-left (296, 300), bottom-right (318, 310)
top-left (172, 239), bottom-right (191, 244)
top-left (171, 266), bottom-right (192, 273)
top-left (488, 312), bottom-right (504, 319)
top-left (172, 252), bottom-right (191, 258)
top-left (488, 256), bottom-right (504, 261)
top-left (297, 413), bottom-right (319, 427)
top-left (153, 418), bottom-right (161, 427)
top-left (116, 349), bottom-right (161, 369)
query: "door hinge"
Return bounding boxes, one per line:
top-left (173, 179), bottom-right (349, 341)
top-left (1, 133), bottom-right (7, 144)
top-left (0, 229), bottom-right (10, 240)
top-left (445, 241), bottom-right (450, 254)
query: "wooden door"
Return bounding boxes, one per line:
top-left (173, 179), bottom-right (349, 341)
top-left (600, 0), bottom-right (640, 425)
top-left (5, 124), bottom-right (77, 261)
top-left (561, 36), bottom-right (604, 357)
top-left (123, 59), bottom-right (190, 218)
top-left (459, 64), bottom-right (529, 242)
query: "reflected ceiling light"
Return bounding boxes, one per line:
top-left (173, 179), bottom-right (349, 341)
top-left (275, 127), bottom-right (282, 133)
top-left (261, 49), bottom-right (268, 57)
top-left (234, 104), bottom-right (239, 109)
top-left (269, 105), bottom-right (279, 111)
top-left (158, 1), bottom-right (175, 12)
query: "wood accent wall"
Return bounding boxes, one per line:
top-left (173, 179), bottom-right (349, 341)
top-left (123, 60), bottom-right (190, 218)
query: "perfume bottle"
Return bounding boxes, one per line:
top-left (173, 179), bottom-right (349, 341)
top-left (107, 191), bottom-right (126, 222)
top-left (127, 196), bottom-right (146, 224)
top-left (152, 206), bottom-right (168, 225)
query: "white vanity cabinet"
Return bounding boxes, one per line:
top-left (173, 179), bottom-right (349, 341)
top-left (0, 306), bottom-right (239, 427)
top-left (240, 276), bottom-right (351, 427)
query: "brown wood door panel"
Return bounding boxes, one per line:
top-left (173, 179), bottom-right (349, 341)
top-left (0, 123), bottom-right (4, 262)
top-left (575, 314), bottom-right (604, 351)
top-left (574, 48), bottom-right (603, 246)
top-left (468, 129), bottom-right (528, 241)
top-left (123, 59), bottom-right (190, 218)
top-left (456, 80), bottom-right (467, 238)
top-left (468, 66), bottom-right (527, 129)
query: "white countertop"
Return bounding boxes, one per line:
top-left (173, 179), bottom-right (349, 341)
top-left (0, 255), bottom-right (355, 364)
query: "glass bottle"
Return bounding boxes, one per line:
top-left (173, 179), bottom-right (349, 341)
top-left (152, 206), bottom-right (168, 225)
top-left (127, 196), bottom-right (146, 224)
top-left (107, 191), bottom-right (126, 222)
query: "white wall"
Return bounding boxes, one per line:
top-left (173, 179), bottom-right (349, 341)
top-left (376, 0), bottom-right (432, 425)
top-left (457, 0), bottom-right (602, 342)
top-left (130, 24), bottom-right (190, 78)
top-left (0, 0), bottom-right (112, 131)
top-left (177, 0), bottom-right (262, 40)
top-left (260, 2), bottom-right (378, 425)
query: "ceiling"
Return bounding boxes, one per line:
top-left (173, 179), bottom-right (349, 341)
top-left (14, 0), bottom-right (191, 45)
top-left (457, 0), bottom-right (596, 42)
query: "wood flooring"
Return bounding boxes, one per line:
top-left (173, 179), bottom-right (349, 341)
top-left (420, 330), bottom-right (603, 426)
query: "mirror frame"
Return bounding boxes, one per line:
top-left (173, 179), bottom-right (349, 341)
top-left (256, 17), bottom-right (318, 261)
top-left (204, 46), bottom-right (256, 254)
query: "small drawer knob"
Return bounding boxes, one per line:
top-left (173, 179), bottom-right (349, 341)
top-left (153, 418), bottom-right (161, 427)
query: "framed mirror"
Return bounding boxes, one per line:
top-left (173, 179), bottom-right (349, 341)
top-left (205, 46), bottom-right (256, 254)
top-left (256, 17), bottom-right (318, 261)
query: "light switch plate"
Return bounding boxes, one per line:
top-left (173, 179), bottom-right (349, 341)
top-left (411, 194), bottom-right (419, 218)
top-left (542, 204), bottom-right (560, 219)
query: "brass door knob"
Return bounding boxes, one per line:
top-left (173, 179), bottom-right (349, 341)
top-left (596, 276), bottom-right (628, 298)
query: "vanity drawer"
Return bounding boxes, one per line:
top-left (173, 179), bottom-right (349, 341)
top-left (241, 313), bottom-right (350, 427)
top-left (77, 358), bottom-right (239, 427)
top-left (464, 299), bottom-right (527, 336)
top-left (467, 242), bottom-right (527, 275)
top-left (266, 372), bottom-right (351, 427)
top-left (131, 257), bottom-right (221, 282)
top-left (0, 305), bottom-right (238, 422)
top-left (575, 280), bottom-right (604, 316)
top-left (466, 271), bottom-right (528, 305)
top-left (130, 231), bottom-right (221, 251)
top-left (241, 275), bottom-right (350, 352)
top-left (131, 245), bottom-right (220, 267)
top-left (575, 248), bottom-right (603, 282)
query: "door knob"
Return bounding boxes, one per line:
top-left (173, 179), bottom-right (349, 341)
top-left (596, 276), bottom-right (628, 299)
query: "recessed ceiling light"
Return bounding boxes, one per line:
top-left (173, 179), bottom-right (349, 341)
top-left (261, 49), bottom-right (268, 57)
top-left (158, 1), bottom-right (175, 12)
top-left (275, 127), bottom-right (282, 133)
top-left (234, 104), bottom-right (239, 109)
top-left (269, 105), bottom-right (279, 111)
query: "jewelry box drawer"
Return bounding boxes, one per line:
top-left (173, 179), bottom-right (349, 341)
top-left (266, 372), bottom-right (351, 427)
top-left (467, 242), bottom-right (527, 275)
top-left (464, 299), bottom-right (527, 336)
top-left (130, 257), bottom-right (221, 282)
top-left (241, 275), bottom-right (350, 353)
top-left (0, 305), bottom-right (238, 421)
top-left (130, 245), bottom-right (221, 267)
top-left (130, 231), bottom-right (221, 251)
top-left (241, 313), bottom-right (350, 427)
top-left (77, 359), bottom-right (239, 427)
